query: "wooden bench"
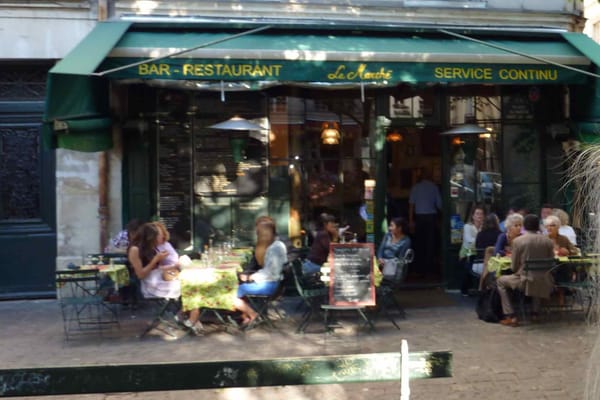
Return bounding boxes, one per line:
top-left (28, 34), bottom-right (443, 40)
top-left (0, 341), bottom-right (451, 398)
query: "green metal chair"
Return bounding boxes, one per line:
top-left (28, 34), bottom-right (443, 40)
top-left (290, 259), bottom-right (328, 333)
top-left (376, 248), bottom-right (414, 328)
top-left (514, 258), bottom-right (557, 322)
top-left (56, 268), bottom-right (119, 340)
top-left (551, 256), bottom-right (596, 318)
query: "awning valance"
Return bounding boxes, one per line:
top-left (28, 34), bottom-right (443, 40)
top-left (53, 117), bottom-right (113, 152)
top-left (43, 20), bottom-right (600, 151)
top-left (43, 21), bottom-right (131, 151)
top-left (97, 28), bottom-right (597, 85)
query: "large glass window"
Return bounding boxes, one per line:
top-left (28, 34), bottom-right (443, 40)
top-left (270, 96), bottom-right (375, 244)
top-left (447, 96), bottom-right (502, 224)
top-left (141, 90), bottom-right (376, 250)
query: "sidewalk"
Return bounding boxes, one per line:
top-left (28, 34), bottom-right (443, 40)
top-left (1, 291), bottom-right (596, 400)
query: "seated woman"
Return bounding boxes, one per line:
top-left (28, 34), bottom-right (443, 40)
top-left (475, 213), bottom-right (502, 253)
top-left (459, 205), bottom-right (485, 296)
top-left (478, 213), bottom-right (523, 290)
top-left (303, 213), bottom-right (348, 275)
top-left (128, 222), bottom-right (203, 336)
top-left (376, 217), bottom-right (411, 277)
top-left (553, 208), bottom-right (577, 246)
top-left (544, 215), bottom-right (579, 256)
top-left (462, 213), bottom-right (501, 294)
top-left (493, 213), bottom-right (524, 257)
top-left (235, 217), bottom-right (287, 327)
top-left (244, 215), bottom-right (276, 274)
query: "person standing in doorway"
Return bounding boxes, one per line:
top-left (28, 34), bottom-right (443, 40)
top-left (409, 166), bottom-right (442, 278)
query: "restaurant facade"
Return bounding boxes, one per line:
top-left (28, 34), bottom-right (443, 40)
top-left (40, 16), bottom-right (600, 290)
top-left (3, 0), bottom-right (600, 296)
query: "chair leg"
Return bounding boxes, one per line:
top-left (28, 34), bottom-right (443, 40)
top-left (378, 302), bottom-right (400, 330)
top-left (323, 308), bottom-right (330, 333)
top-left (357, 308), bottom-right (376, 331)
top-left (296, 307), bottom-right (315, 333)
top-left (246, 296), bottom-right (275, 329)
top-left (140, 299), bottom-right (179, 339)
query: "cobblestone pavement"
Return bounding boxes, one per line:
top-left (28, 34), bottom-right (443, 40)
top-left (1, 291), bottom-right (597, 400)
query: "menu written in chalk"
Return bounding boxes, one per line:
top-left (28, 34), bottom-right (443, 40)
top-left (158, 124), bottom-right (192, 250)
top-left (329, 243), bottom-right (375, 306)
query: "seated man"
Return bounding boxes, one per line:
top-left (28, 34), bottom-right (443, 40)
top-left (497, 214), bottom-right (555, 327)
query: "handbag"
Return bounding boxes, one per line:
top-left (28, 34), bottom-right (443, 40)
top-left (162, 268), bottom-right (180, 281)
top-left (382, 258), bottom-right (399, 279)
top-left (471, 262), bottom-right (484, 276)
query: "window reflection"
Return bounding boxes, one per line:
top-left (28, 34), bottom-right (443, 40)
top-left (270, 96), bottom-right (374, 243)
top-left (448, 95), bottom-right (502, 221)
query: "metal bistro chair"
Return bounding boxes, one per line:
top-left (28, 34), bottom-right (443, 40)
top-left (244, 279), bottom-right (286, 330)
top-left (291, 259), bottom-right (328, 334)
top-left (376, 248), bottom-right (414, 329)
top-left (56, 268), bottom-right (119, 340)
top-left (514, 258), bottom-right (557, 322)
top-left (467, 248), bottom-right (488, 294)
top-left (551, 256), bottom-right (596, 318)
top-left (139, 294), bottom-right (182, 339)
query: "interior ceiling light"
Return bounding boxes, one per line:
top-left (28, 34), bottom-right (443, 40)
top-left (321, 122), bottom-right (340, 145)
top-left (386, 130), bottom-right (404, 142)
top-left (451, 136), bottom-right (464, 146)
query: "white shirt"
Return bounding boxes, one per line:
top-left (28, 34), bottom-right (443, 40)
top-left (559, 225), bottom-right (577, 245)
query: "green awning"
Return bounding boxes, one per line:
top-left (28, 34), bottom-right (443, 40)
top-left (53, 117), bottom-right (113, 152)
top-left (43, 21), bottom-right (131, 152)
top-left (98, 29), bottom-right (597, 84)
top-left (561, 32), bottom-right (600, 72)
top-left (43, 21), bottom-right (600, 151)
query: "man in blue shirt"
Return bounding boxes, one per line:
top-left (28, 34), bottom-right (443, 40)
top-left (409, 167), bottom-right (442, 278)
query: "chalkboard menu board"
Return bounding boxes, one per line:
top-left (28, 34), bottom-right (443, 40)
top-left (329, 243), bottom-right (375, 306)
top-left (157, 124), bottom-right (193, 250)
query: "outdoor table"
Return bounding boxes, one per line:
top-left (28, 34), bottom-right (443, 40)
top-left (486, 256), bottom-right (512, 276)
top-left (179, 264), bottom-right (240, 312)
top-left (56, 264), bottom-right (130, 293)
top-left (83, 264), bottom-right (130, 288)
top-left (486, 256), bottom-right (597, 276)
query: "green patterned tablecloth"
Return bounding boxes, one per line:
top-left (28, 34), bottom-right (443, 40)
top-left (486, 257), bottom-right (512, 275)
top-left (486, 256), bottom-right (597, 276)
top-left (180, 267), bottom-right (239, 312)
top-left (56, 264), bottom-right (130, 290)
top-left (90, 264), bottom-right (130, 288)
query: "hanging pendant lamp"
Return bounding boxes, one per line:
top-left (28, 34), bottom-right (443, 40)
top-left (208, 116), bottom-right (265, 131)
top-left (440, 124), bottom-right (488, 136)
top-left (320, 122), bottom-right (340, 145)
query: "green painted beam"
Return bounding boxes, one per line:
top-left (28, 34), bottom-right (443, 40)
top-left (0, 351), bottom-right (451, 397)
